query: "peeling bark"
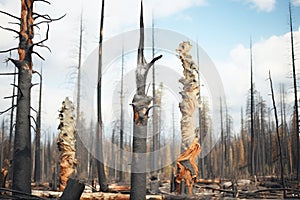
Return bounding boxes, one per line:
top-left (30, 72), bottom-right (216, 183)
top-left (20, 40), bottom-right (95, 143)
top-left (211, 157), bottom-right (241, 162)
top-left (57, 97), bottom-right (77, 191)
top-left (175, 41), bottom-right (201, 194)
top-left (176, 41), bottom-right (200, 152)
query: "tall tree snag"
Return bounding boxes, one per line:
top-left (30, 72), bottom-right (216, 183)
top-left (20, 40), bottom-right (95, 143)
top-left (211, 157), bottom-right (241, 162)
top-left (175, 41), bottom-right (201, 194)
top-left (0, 0), bottom-right (64, 193)
top-left (130, 1), bottom-right (162, 199)
top-left (96, 0), bottom-right (108, 192)
top-left (11, 0), bottom-right (34, 194)
top-left (57, 97), bottom-right (77, 191)
top-left (289, 2), bottom-right (300, 182)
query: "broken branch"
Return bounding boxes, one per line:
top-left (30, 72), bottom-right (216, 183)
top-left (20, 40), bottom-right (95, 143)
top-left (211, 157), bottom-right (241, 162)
top-left (0, 10), bottom-right (20, 20)
top-left (32, 51), bottom-right (45, 60)
top-left (0, 47), bottom-right (18, 54)
top-left (34, 0), bottom-right (51, 5)
top-left (0, 105), bottom-right (16, 115)
top-left (0, 25), bottom-right (19, 35)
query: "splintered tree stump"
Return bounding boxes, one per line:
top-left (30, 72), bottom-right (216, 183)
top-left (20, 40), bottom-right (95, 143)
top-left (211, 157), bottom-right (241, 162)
top-left (57, 97), bottom-right (77, 191)
top-left (60, 178), bottom-right (85, 200)
top-left (175, 41), bottom-right (202, 195)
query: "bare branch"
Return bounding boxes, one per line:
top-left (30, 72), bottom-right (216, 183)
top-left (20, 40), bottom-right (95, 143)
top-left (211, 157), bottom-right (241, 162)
top-left (8, 22), bottom-right (21, 26)
top-left (145, 54), bottom-right (163, 73)
top-left (33, 13), bottom-right (51, 20)
top-left (31, 107), bottom-right (38, 113)
top-left (34, 0), bottom-right (51, 5)
top-left (5, 58), bottom-right (21, 69)
top-left (32, 51), bottom-right (45, 60)
top-left (33, 13), bottom-right (66, 27)
top-left (0, 72), bottom-right (18, 76)
top-left (32, 24), bottom-right (49, 46)
top-left (29, 115), bottom-right (37, 126)
top-left (0, 47), bottom-right (18, 54)
top-left (0, 25), bottom-right (19, 35)
top-left (4, 95), bottom-right (17, 99)
top-left (31, 125), bottom-right (37, 133)
top-left (0, 105), bottom-right (16, 115)
top-left (31, 83), bottom-right (39, 88)
top-left (145, 105), bottom-right (160, 116)
top-left (11, 83), bottom-right (23, 98)
top-left (36, 44), bottom-right (51, 52)
top-left (0, 10), bottom-right (20, 21)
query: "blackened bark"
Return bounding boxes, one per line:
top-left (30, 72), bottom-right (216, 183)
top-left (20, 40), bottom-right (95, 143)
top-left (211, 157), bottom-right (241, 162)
top-left (130, 1), bottom-right (162, 199)
top-left (96, 0), bottom-right (108, 192)
top-left (269, 71), bottom-right (286, 197)
top-left (12, 0), bottom-right (34, 194)
top-left (289, 2), bottom-right (300, 182)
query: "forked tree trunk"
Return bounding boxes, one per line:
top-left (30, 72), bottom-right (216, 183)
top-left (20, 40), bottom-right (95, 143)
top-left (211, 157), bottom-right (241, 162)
top-left (130, 2), bottom-right (162, 199)
top-left (11, 0), bottom-right (35, 194)
top-left (57, 97), bottom-right (77, 191)
top-left (175, 41), bottom-right (201, 194)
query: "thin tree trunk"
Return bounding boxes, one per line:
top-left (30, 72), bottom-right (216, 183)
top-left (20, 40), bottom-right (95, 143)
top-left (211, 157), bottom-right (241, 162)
top-left (289, 2), bottom-right (299, 182)
top-left (250, 38), bottom-right (255, 176)
top-left (76, 10), bottom-right (83, 177)
top-left (34, 69), bottom-right (42, 184)
top-left (96, 0), bottom-right (108, 192)
top-left (269, 71), bottom-right (286, 197)
top-left (8, 62), bottom-right (16, 181)
top-left (119, 46), bottom-right (124, 182)
top-left (130, 2), bottom-right (162, 199)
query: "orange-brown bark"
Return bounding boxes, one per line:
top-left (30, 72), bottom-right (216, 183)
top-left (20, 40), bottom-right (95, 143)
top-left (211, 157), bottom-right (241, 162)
top-left (57, 97), bottom-right (77, 191)
top-left (175, 137), bottom-right (201, 194)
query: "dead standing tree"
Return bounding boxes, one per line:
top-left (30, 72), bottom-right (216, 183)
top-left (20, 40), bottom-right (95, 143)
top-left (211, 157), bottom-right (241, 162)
top-left (130, 1), bottom-right (162, 199)
top-left (57, 97), bottom-right (77, 191)
top-left (0, 0), bottom-right (64, 194)
top-left (175, 41), bottom-right (201, 194)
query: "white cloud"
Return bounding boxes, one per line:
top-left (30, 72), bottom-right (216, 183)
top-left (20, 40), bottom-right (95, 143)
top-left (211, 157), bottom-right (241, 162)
top-left (0, 0), bottom-right (207, 132)
top-left (293, 0), bottom-right (300, 6)
top-left (246, 0), bottom-right (276, 12)
top-left (216, 26), bottom-right (300, 131)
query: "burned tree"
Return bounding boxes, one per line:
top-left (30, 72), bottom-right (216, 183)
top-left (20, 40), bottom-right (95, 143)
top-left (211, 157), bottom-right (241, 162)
top-left (57, 97), bottom-right (77, 191)
top-left (175, 41), bottom-right (201, 194)
top-left (130, 1), bottom-right (162, 199)
top-left (0, 0), bottom-right (64, 193)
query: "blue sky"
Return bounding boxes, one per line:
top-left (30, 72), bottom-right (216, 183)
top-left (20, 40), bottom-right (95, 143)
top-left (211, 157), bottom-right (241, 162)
top-left (0, 0), bottom-right (300, 138)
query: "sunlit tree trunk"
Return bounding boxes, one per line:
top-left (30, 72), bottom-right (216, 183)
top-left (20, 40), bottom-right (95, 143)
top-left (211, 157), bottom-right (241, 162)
top-left (175, 41), bottom-right (201, 194)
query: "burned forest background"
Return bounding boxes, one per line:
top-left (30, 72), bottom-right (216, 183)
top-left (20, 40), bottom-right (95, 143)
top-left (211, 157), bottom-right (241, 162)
top-left (0, 0), bottom-right (299, 199)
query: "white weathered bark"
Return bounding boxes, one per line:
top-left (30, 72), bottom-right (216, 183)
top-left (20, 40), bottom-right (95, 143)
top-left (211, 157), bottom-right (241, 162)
top-left (57, 97), bottom-right (77, 191)
top-left (176, 41), bottom-right (200, 151)
top-left (175, 41), bottom-right (201, 194)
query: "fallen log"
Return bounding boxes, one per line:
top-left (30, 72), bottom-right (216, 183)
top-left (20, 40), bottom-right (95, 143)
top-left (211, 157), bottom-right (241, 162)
top-left (60, 178), bottom-right (85, 200)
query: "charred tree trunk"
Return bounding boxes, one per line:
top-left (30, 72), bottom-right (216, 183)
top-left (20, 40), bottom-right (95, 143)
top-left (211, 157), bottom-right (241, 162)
top-left (75, 10), bottom-right (84, 177)
top-left (269, 71), bottom-right (286, 197)
top-left (0, 0), bottom-right (64, 193)
top-left (57, 97), bottom-right (77, 191)
top-left (119, 46), bottom-right (124, 182)
top-left (289, 2), bottom-right (300, 182)
top-left (130, 2), bottom-right (162, 199)
top-left (250, 38), bottom-right (255, 176)
top-left (11, 0), bottom-right (35, 194)
top-left (34, 69), bottom-right (42, 184)
top-left (175, 41), bottom-right (201, 194)
top-left (96, 0), bottom-right (108, 192)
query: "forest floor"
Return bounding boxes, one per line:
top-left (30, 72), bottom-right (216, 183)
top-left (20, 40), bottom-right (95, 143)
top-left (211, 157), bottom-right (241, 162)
top-left (1, 176), bottom-right (299, 199)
